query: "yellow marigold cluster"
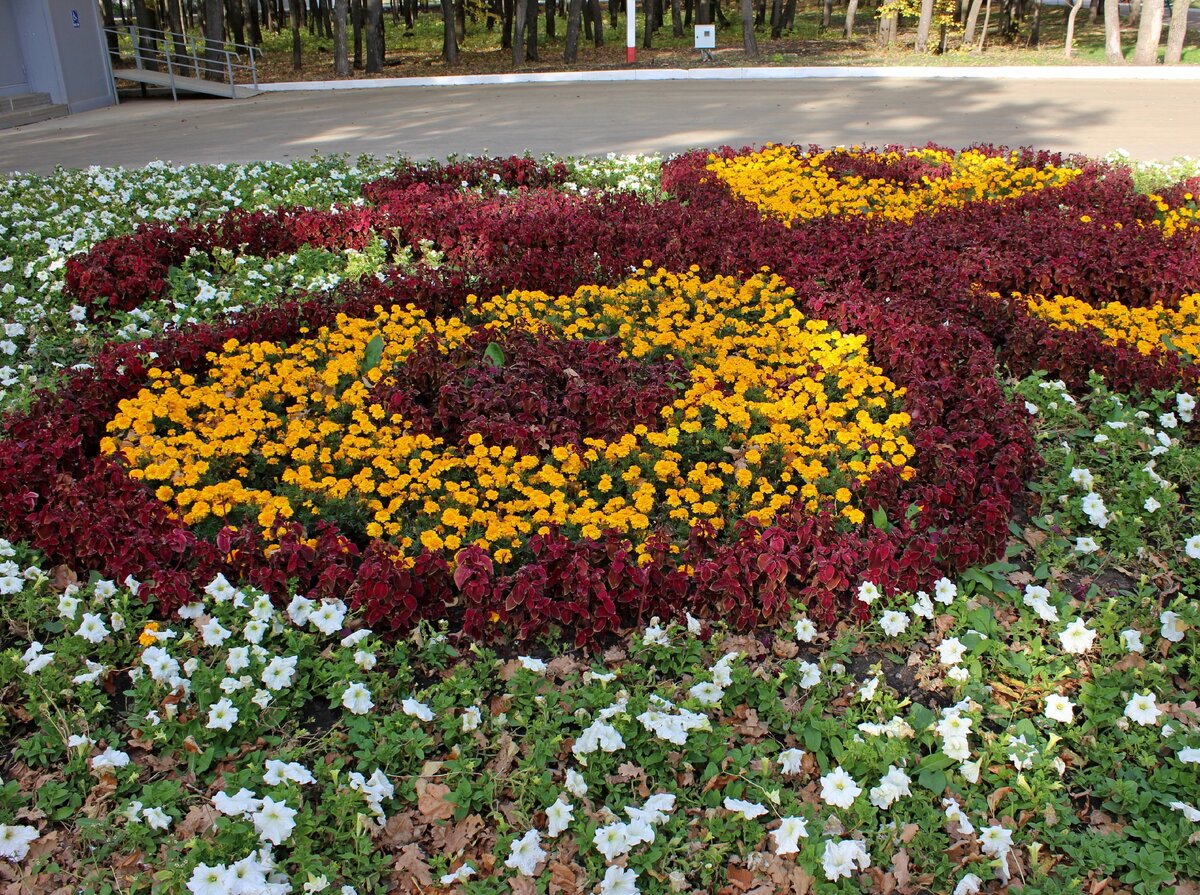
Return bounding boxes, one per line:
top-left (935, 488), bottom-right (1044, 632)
top-left (1012, 291), bottom-right (1200, 359)
top-left (1148, 190), bottom-right (1198, 238)
top-left (102, 269), bottom-right (916, 567)
top-left (706, 145), bottom-right (1081, 227)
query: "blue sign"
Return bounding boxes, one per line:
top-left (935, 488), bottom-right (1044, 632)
top-left (71, 9), bottom-right (80, 27)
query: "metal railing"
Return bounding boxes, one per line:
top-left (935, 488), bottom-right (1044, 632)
top-left (104, 24), bottom-right (260, 100)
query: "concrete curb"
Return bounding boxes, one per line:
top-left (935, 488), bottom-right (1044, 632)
top-left (257, 65), bottom-right (1200, 90)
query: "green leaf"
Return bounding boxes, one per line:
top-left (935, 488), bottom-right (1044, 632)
top-left (483, 341), bottom-right (505, 368)
top-left (872, 506), bottom-right (891, 532)
top-left (360, 335), bottom-right (384, 375)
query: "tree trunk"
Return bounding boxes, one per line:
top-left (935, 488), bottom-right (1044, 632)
top-left (1164, 0), bottom-right (1191, 61)
top-left (513, 0), bottom-right (526, 62)
top-left (611, 0), bottom-right (619, 27)
top-left (132, 0), bottom-right (161, 71)
top-left (292, 0), bottom-right (303, 67)
top-left (352, 0), bottom-right (364, 65)
top-left (741, 0), bottom-right (757, 52)
top-left (101, 0), bottom-right (120, 55)
top-left (1063, 0), bottom-right (1084, 56)
top-left (978, 0), bottom-right (992, 48)
top-left (1132, 0), bottom-right (1164, 61)
top-left (591, 0), bottom-right (605, 42)
top-left (227, 0), bottom-right (247, 44)
top-left (643, 0), bottom-right (653, 46)
top-left (442, 0), bottom-right (459, 60)
top-left (1103, 0), bottom-right (1122, 59)
top-left (843, 0), bottom-right (858, 36)
top-left (963, 0), bottom-right (984, 44)
top-left (1129, 0), bottom-right (1143, 27)
top-left (878, 8), bottom-right (897, 45)
top-left (547, 0), bottom-right (557, 36)
top-left (1088, 0), bottom-right (1101, 25)
top-left (566, 0), bottom-right (583, 58)
top-left (1027, 0), bottom-right (1040, 45)
top-left (672, 0), bottom-right (684, 34)
top-left (914, 0), bottom-right (935, 50)
top-left (365, 0), bottom-right (383, 71)
top-left (526, 0), bottom-right (539, 57)
top-left (769, 0), bottom-right (781, 36)
top-left (166, 0), bottom-right (189, 59)
top-left (205, 0), bottom-right (226, 78)
top-left (333, 0), bottom-right (351, 71)
top-left (249, 0), bottom-right (263, 43)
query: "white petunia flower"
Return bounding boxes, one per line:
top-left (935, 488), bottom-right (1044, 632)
top-left (261, 655), bottom-right (298, 691)
top-left (213, 788), bottom-right (262, 817)
top-left (724, 797), bottom-right (767, 820)
top-left (0, 824), bottom-right (41, 862)
top-left (504, 829), bottom-right (546, 876)
top-left (821, 838), bottom-right (871, 881)
top-left (1187, 535), bottom-right (1200, 560)
top-left (1170, 801), bottom-right (1200, 822)
top-left (1022, 585), bottom-right (1059, 623)
top-left (1069, 467), bottom-right (1094, 491)
top-left (1044, 694), bottom-right (1076, 724)
top-left (206, 698), bottom-right (238, 731)
top-left (76, 612), bottom-right (110, 644)
top-left (1059, 618), bottom-right (1097, 654)
top-left (593, 822), bottom-right (631, 860)
top-left (1121, 629), bottom-right (1145, 653)
top-left (794, 617), bottom-right (816, 642)
top-left (1144, 496), bottom-right (1161, 513)
top-left (142, 806), bottom-right (171, 830)
top-left (341, 682), bottom-right (374, 715)
top-left (910, 591), bottom-right (934, 619)
top-left (187, 862), bottom-right (233, 895)
top-left (779, 748), bottom-right (806, 775)
top-left (934, 577), bottom-right (957, 604)
top-left (545, 798), bottom-right (573, 837)
top-left (953, 872), bottom-right (983, 895)
top-left (796, 660), bottom-right (821, 689)
top-left (942, 798), bottom-right (974, 835)
top-left (402, 697), bottom-right (434, 722)
top-left (1124, 692), bottom-right (1163, 725)
top-left (868, 765), bottom-right (911, 810)
top-left (599, 865), bottom-right (639, 895)
top-left (857, 580), bottom-right (880, 605)
top-left (689, 680), bottom-right (725, 705)
top-left (252, 796), bottom-right (297, 845)
top-left (461, 706), bottom-right (482, 732)
top-left (287, 594), bottom-right (314, 625)
top-left (91, 747), bottom-right (130, 773)
top-left (937, 637), bottom-right (967, 666)
top-left (564, 768), bottom-right (588, 798)
top-left (1075, 536), bottom-right (1100, 554)
top-left (199, 617), bottom-right (231, 647)
top-left (1160, 610), bottom-right (1187, 643)
top-left (309, 599), bottom-right (347, 635)
top-left (1178, 747), bottom-right (1200, 764)
top-left (439, 865), bottom-right (476, 885)
top-left (518, 655), bottom-right (548, 673)
top-left (773, 816), bottom-right (809, 855)
top-left (879, 610), bottom-right (909, 637)
top-left (820, 767), bottom-right (862, 809)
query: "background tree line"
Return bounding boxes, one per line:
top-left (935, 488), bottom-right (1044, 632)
top-left (101, 0), bottom-right (1194, 80)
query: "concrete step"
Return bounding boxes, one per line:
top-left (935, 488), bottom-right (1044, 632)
top-left (0, 103), bottom-right (70, 130)
top-left (0, 93), bottom-right (54, 113)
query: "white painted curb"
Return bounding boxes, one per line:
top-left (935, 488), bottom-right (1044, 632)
top-left (256, 65), bottom-right (1200, 91)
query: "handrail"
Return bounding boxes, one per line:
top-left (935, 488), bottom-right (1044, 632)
top-left (104, 23), bottom-right (260, 99)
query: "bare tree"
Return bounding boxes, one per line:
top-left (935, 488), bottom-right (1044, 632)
top-left (1131, 0), bottom-right (1163, 62)
top-left (1063, 0), bottom-right (1085, 56)
top-left (844, 0), bottom-right (859, 37)
top-left (205, 0), bottom-right (226, 78)
top-left (1164, 0), bottom-right (1192, 62)
top-left (741, 0), bottom-right (758, 53)
top-left (962, 0), bottom-right (984, 45)
top-left (914, 0), bottom-right (935, 51)
top-left (333, 0), bottom-right (352, 73)
top-left (565, 0), bottom-right (583, 58)
top-left (365, 0), bottom-right (384, 71)
top-left (442, 0), bottom-right (459, 61)
top-left (1103, 0), bottom-right (1123, 61)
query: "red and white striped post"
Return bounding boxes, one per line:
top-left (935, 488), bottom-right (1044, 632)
top-left (626, 0), bottom-right (636, 63)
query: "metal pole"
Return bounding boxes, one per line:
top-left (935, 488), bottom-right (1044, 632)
top-left (228, 52), bottom-right (236, 97)
top-left (130, 25), bottom-right (142, 69)
top-left (626, 0), bottom-right (635, 62)
top-left (166, 34), bottom-right (177, 101)
top-left (101, 27), bottom-right (121, 106)
top-left (250, 49), bottom-right (258, 91)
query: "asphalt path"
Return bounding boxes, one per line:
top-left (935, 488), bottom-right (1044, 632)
top-left (3, 76), bottom-right (1199, 173)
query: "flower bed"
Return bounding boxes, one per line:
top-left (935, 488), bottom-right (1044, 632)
top-left (3, 146), bottom-right (1199, 642)
top-left (1, 149), bottom-right (1200, 895)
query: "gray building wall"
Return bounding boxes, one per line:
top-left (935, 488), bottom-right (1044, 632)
top-left (6, 0), bottom-right (115, 111)
top-left (0, 2), bottom-right (31, 95)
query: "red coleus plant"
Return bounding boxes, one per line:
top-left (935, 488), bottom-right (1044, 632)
top-left (5, 146), bottom-right (1198, 644)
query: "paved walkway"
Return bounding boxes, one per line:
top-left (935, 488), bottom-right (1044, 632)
top-left (3, 76), bottom-right (1199, 174)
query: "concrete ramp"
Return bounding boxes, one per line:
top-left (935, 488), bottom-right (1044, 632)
top-left (112, 68), bottom-right (259, 100)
